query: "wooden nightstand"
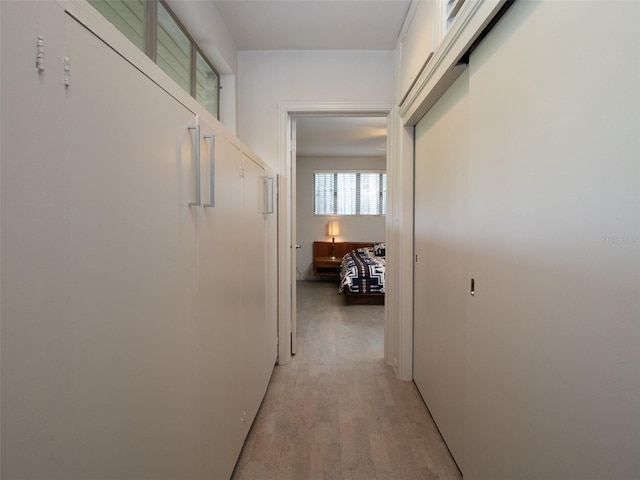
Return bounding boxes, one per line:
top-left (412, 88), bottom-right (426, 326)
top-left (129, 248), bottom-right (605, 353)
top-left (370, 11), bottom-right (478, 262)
top-left (312, 240), bottom-right (378, 279)
top-left (313, 241), bottom-right (348, 279)
top-left (313, 256), bottom-right (342, 278)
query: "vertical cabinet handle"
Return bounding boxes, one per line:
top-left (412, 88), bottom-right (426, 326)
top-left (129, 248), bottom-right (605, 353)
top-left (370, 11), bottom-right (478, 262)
top-left (188, 124), bottom-right (201, 206)
top-left (203, 134), bottom-right (215, 208)
top-left (264, 176), bottom-right (274, 214)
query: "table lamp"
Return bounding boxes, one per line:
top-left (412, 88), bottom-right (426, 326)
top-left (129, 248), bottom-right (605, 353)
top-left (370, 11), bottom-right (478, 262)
top-left (329, 220), bottom-right (340, 259)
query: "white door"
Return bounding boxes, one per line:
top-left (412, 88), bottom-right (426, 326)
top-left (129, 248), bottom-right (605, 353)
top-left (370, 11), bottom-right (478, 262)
top-left (196, 125), bottom-right (244, 478)
top-left (464, 3), bottom-right (640, 478)
top-left (290, 117), bottom-right (298, 354)
top-left (413, 69), bottom-right (469, 470)
top-left (1, 8), bottom-right (201, 477)
top-left (240, 153), bottom-right (269, 430)
top-left (63, 13), bottom-right (201, 478)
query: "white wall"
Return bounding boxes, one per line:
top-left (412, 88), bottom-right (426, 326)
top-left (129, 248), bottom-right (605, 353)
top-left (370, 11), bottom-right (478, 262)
top-left (237, 50), bottom-right (395, 169)
top-left (296, 156), bottom-right (387, 279)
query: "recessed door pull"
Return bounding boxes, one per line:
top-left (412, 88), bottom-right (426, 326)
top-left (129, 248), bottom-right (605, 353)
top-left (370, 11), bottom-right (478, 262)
top-left (470, 278), bottom-right (475, 296)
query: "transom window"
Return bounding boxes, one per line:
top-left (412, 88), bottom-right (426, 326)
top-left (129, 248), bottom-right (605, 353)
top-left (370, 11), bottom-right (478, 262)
top-left (314, 171), bottom-right (387, 216)
top-left (89, 0), bottom-right (220, 119)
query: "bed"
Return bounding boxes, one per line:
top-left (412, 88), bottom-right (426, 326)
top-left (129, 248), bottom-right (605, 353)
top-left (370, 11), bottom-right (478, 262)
top-left (338, 242), bottom-right (386, 305)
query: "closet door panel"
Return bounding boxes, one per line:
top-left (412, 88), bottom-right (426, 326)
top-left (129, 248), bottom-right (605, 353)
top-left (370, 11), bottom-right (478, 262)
top-left (413, 69), bottom-right (469, 469)
top-left (63, 14), bottom-right (200, 478)
top-left (196, 128), bottom-right (245, 478)
top-left (465, 2), bottom-right (640, 478)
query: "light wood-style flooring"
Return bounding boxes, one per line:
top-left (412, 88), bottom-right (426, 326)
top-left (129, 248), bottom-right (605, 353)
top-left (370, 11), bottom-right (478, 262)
top-left (231, 280), bottom-right (461, 480)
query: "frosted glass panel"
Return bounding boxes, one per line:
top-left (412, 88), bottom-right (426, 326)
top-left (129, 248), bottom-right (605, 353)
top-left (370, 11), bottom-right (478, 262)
top-left (89, 0), bottom-right (145, 51)
top-left (156, 2), bottom-right (191, 94)
top-left (196, 51), bottom-right (219, 117)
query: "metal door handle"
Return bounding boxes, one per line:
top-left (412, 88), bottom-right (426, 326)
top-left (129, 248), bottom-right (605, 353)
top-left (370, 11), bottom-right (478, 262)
top-left (264, 176), bottom-right (274, 214)
top-left (188, 124), bottom-right (201, 207)
top-left (203, 134), bottom-right (215, 208)
top-left (295, 244), bottom-right (302, 249)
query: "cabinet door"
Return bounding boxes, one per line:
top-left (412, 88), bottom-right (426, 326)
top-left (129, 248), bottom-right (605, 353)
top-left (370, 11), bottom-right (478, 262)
top-left (240, 153), bottom-right (269, 436)
top-left (1, 3), bottom-right (75, 477)
top-left (62, 13), bottom-right (200, 478)
top-left (196, 125), bottom-right (245, 478)
top-left (399, 0), bottom-right (438, 102)
top-left (413, 69), bottom-right (469, 469)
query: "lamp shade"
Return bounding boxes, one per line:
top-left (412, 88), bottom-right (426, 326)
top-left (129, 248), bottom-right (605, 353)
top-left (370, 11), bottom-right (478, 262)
top-left (328, 220), bottom-right (340, 237)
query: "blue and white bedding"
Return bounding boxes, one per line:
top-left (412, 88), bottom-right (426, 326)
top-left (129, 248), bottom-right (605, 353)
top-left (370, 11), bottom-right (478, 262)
top-left (339, 247), bottom-right (385, 295)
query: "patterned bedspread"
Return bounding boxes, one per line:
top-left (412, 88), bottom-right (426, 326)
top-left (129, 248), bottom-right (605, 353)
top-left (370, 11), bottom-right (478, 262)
top-left (339, 248), bottom-right (385, 295)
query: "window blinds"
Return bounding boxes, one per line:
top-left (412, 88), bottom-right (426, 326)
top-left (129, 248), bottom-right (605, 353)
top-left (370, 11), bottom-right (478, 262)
top-left (313, 172), bottom-right (387, 216)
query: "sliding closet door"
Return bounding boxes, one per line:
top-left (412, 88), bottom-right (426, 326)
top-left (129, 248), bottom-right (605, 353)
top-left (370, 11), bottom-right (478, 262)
top-left (464, 2), bottom-right (640, 478)
top-left (413, 69), bottom-right (469, 470)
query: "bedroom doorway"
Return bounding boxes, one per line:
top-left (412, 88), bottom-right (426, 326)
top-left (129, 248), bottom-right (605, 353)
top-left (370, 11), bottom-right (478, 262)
top-left (277, 103), bottom-right (393, 366)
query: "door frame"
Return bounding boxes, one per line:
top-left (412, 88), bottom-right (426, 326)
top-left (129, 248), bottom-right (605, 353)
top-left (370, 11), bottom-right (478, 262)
top-left (276, 101), bottom-right (396, 366)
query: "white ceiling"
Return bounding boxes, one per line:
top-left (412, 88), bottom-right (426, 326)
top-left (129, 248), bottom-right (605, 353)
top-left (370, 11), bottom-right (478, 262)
top-left (296, 116), bottom-right (388, 158)
top-left (212, 0), bottom-right (412, 51)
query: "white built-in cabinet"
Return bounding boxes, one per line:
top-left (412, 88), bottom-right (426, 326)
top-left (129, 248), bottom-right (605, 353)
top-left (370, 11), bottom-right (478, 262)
top-left (1, 3), bottom-right (275, 479)
top-left (398, 0), bottom-right (440, 104)
top-left (412, 2), bottom-right (639, 479)
top-left (398, 0), bottom-right (471, 106)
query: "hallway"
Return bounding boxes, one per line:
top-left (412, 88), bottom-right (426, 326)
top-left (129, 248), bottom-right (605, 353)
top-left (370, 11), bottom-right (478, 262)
top-left (232, 281), bottom-right (461, 480)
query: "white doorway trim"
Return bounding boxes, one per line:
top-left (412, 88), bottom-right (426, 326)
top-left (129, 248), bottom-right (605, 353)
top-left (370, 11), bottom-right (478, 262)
top-left (277, 101), bottom-right (397, 367)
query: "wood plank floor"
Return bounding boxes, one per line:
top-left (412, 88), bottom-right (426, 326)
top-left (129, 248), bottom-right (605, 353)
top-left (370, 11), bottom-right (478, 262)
top-left (231, 281), bottom-right (461, 480)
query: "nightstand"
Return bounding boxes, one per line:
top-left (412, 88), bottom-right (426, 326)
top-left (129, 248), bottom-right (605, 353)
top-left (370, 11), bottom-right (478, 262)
top-left (312, 241), bottom-right (348, 279)
top-left (313, 256), bottom-right (342, 278)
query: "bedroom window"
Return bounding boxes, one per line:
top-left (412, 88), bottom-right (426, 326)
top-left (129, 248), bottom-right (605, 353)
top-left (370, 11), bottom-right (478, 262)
top-left (89, 0), bottom-right (220, 119)
top-left (314, 172), bottom-right (387, 216)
